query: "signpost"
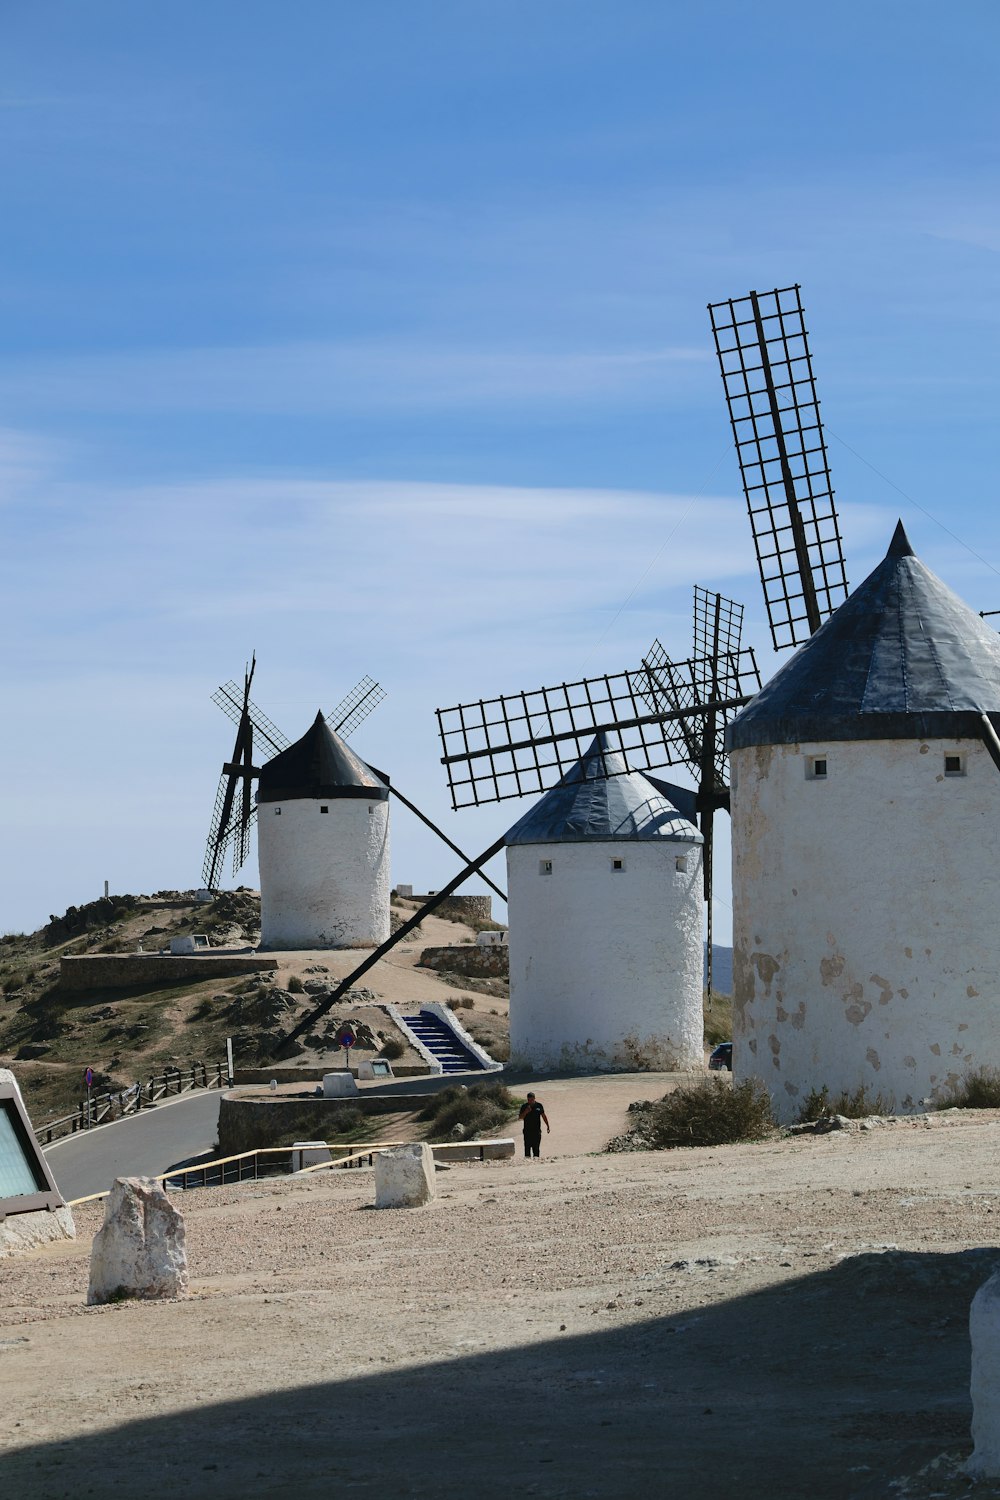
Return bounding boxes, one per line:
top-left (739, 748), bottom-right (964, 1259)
top-left (336, 1026), bottom-right (356, 1070)
top-left (84, 1067), bottom-right (94, 1127)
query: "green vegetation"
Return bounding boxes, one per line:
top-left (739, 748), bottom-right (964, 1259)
top-left (703, 989), bottom-right (732, 1048)
top-left (418, 1080), bottom-right (517, 1141)
top-left (796, 1082), bottom-right (893, 1122)
top-left (637, 1076), bottom-right (774, 1149)
top-left (934, 1067), bottom-right (1000, 1110)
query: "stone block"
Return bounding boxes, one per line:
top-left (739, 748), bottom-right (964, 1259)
top-left (322, 1071), bottom-right (359, 1098)
top-left (87, 1177), bottom-right (188, 1305)
top-left (970, 1270), bottom-right (1000, 1476)
top-left (374, 1143), bottom-right (436, 1209)
top-left (290, 1141), bottom-right (333, 1171)
top-left (0, 1205), bottom-right (75, 1259)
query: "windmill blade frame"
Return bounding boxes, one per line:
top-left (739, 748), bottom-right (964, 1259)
top-left (212, 681), bottom-right (291, 759)
top-left (708, 284), bottom-right (849, 651)
top-left (436, 647), bottom-right (760, 811)
top-left (327, 676), bottom-right (387, 739)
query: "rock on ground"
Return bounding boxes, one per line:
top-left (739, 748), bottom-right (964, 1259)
top-left (374, 1142), bottom-right (435, 1208)
top-left (87, 1176), bottom-right (188, 1305)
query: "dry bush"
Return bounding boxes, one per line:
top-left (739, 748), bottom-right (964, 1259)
top-left (380, 1037), bottom-right (405, 1060)
top-left (644, 1076), bottom-right (774, 1148)
top-left (287, 975), bottom-right (304, 994)
top-left (797, 1082), bottom-right (893, 1122)
top-left (935, 1067), bottom-right (1000, 1110)
top-left (418, 1080), bottom-right (516, 1141)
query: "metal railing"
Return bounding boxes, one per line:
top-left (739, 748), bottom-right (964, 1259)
top-left (36, 1060), bottom-right (231, 1146)
top-left (68, 1136), bottom-right (516, 1205)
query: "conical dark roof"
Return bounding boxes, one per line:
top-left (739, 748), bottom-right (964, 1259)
top-left (727, 522), bottom-right (1000, 750)
top-left (257, 713), bottom-right (389, 803)
top-left (504, 734), bottom-right (701, 845)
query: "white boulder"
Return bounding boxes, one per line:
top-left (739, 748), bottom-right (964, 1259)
top-left (87, 1177), bottom-right (188, 1305)
top-left (374, 1142), bottom-right (436, 1209)
top-left (0, 1205), bottom-right (75, 1258)
top-left (969, 1269), bottom-right (1000, 1476)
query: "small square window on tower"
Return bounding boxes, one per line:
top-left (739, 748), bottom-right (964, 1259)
top-left (320, 805), bottom-right (329, 814)
top-left (806, 756), bottom-right (828, 781)
top-left (675, 855), bottom-right (688, 873)
top-left (274, 807), bottom-right (282, 815)
top-left (944, 753), bottom-right (965, 777)
top-left (539, 859), bottom-right (553, 876)
top-left (611, 857), bottom-right (625, 873)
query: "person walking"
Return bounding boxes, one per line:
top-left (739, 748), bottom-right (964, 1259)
top-left (519, 1091), bottom-right (550, 1159)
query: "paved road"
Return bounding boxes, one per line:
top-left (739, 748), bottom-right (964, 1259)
top-left (43, 1091), bottom-right (222, 1203)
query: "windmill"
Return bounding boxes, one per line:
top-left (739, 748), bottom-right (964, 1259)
top-left (202, 664), bottom-right (388, 891)
top-left (433, 283), bottom-right (851, 1001)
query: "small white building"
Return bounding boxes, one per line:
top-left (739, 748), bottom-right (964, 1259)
top-left (256, 713), bottom-right (390, 950)
top-left (729, 522), bottom-right (1000, 1120)
top-left (505, 734), bottom-right (704, 1072)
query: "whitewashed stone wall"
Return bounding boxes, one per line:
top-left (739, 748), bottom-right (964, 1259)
top-left (730, 737), bottom-right (1000, 1122)
top-left (506, 839), bottom-right (704, 1072)
top-left (258, 796), bottom-right (390, 949)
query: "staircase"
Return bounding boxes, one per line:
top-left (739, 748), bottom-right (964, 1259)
top-left (401, 1009), bottom-right (486, 1073)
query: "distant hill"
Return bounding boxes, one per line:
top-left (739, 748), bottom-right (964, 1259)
top-left (703, 943), bottom-right (733, 997)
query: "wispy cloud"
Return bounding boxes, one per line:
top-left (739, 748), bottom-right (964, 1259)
top-left (0, 341), bottom-right (708, 418)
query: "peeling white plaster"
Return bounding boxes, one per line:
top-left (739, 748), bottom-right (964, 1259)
top-left (731, 737), bottom-right (1000, 1121)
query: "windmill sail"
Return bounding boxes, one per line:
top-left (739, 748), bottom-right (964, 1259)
top-left (709, 284), bottom-right (849, 650)
top-left (436, 646), bottom-right (760, 812)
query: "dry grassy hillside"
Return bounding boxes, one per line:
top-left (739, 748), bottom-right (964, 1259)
top-left (0, 890), bottom-right (510, 1127)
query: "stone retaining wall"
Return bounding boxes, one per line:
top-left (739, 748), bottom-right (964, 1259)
top-left (418, 945), bottom-right (509, 979)
top-left (60, 954), bottom-right (278, 992)
top-left (218, 1092), bottom-right (432, 1155)
top-left (232, 1065), bottom-right (429, 1084)
top-left (410, 894), bottom-right (493, 924)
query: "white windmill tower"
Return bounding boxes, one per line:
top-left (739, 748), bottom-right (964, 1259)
top-left (256, 712), bottom-right (391, 950)
top-left (503, 734), bottom-right (705, 1073)
top-left (728, 521), bottom-right (1000, 1118)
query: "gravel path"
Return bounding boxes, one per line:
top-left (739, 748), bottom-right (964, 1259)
top-left (4, 1086), bottom-right (1000, 1498)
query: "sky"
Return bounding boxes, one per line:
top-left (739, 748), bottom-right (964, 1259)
top-left (2, 1), bottom-right (1000, 943)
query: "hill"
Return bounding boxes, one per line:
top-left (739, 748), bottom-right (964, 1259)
top-left (0, 890), bottom-right (510, 1127)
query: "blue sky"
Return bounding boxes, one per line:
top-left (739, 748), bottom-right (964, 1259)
top-left (2, 2), bottom-right (999, 941)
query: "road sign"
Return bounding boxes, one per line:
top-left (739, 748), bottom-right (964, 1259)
top-left (84, 1067), bottom-right (93, 1089)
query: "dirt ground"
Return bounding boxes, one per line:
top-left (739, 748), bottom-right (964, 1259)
top-left (5, 1080), bottom-right (1000, 1500)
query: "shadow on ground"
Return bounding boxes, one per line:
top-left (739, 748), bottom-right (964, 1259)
top-left (7, 1247), bottom-right (997, 1500)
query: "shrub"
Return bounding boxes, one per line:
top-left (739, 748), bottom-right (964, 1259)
top-left (418, 1080), bottom-right (517, 1141)
top-left (797, 1082), bottom-right (893, 1123)
top-left (643, 1076), bottom-right (774, 1148)
top-left (287, 975), bottom-right (304, 994)
top-left (934, 1067), bottom-right (1000, 1110)
top-left (456, 996), bottom-right (475, 1010)
top-left (380, 1038), bottom-right (405, 1061)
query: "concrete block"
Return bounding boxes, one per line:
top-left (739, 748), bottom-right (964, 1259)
top-left (291, 1141), bottom-right (333, 1172)
top-left (87, 1177), bottom-right (188, 1305)
top-left (970, 1270), bottom-right (1000, 1476)
top-left (322, 1071), bottom-right (359, 1098)
top-left (374, 1143), bottom-right (436, 1209)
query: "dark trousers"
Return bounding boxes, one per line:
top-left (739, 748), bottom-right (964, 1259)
top-left (523, 1133), bottom-right (541, 1158)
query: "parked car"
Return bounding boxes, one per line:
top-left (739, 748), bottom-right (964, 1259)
top-left (708, 1042), bottom-right (732, 1072)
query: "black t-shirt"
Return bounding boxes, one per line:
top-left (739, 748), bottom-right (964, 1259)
top-left (522, 1101), bottom-right (545, 1135)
